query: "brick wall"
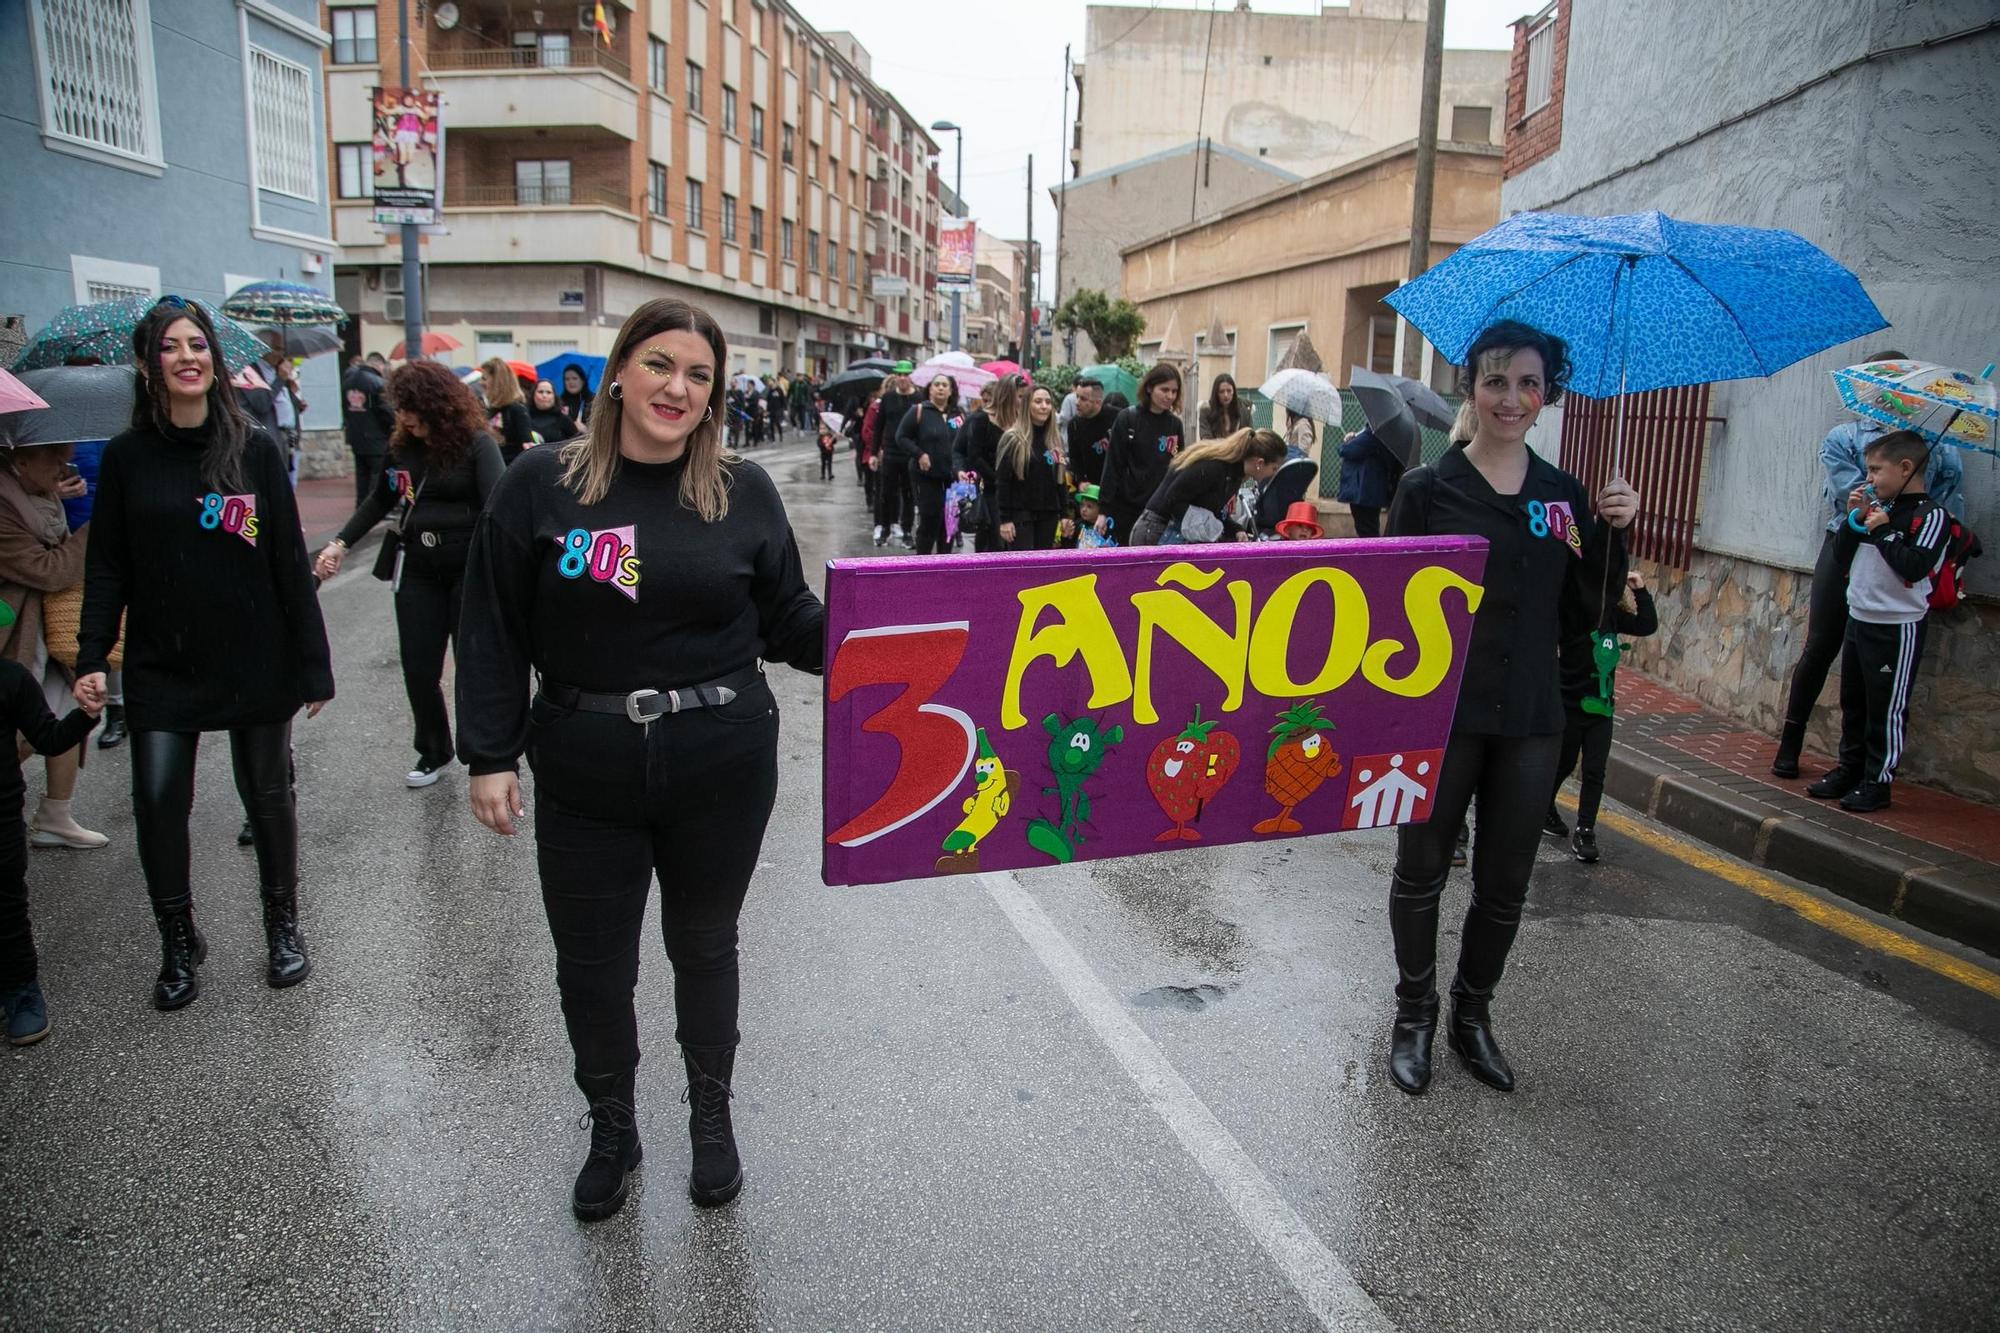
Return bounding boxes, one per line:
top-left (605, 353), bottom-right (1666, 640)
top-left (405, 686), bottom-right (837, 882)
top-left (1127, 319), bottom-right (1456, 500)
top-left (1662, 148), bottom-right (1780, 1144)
top-left (1502, 3), bottom-right (1568, 178)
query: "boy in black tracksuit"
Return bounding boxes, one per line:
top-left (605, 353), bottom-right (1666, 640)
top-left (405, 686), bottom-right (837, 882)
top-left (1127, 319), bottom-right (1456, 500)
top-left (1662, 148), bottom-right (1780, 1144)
top-left (1545, 565), bottom-right (1657, 862)
top-left (1806, 430), bottom-right (1950, 813)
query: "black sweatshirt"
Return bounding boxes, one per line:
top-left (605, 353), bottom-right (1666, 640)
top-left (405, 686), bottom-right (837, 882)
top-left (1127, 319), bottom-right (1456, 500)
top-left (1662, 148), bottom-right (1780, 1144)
top-left (490, 402), bottom-right (534, 464)
top-left (454, 447), bottom-right (825, 776)
top-left (994, 435), bottom-right (1066, 522)
top-left (1143, 457), bottom-right (1246, 537)
top-left (1065, 409), bottom-right (1114, 489)
top-left (893, 403), bottom-right (963, 488)
top-left (1100, 407), bottom-right (1184, 517)
top-left (953, 409), bottom-right (1002, 490)
top-left (0, 659), bottom-right (97, 817)
top-left (341, 363), bottom-right (393, 455)
top-left (1559, 587), bottom-right (1658, 708)
top-left (529, 407), bottom-right (580, 443)
top-left (78, 421), bottom-right (334, 730)
top-left (335, 434), bottom-right (506, 550)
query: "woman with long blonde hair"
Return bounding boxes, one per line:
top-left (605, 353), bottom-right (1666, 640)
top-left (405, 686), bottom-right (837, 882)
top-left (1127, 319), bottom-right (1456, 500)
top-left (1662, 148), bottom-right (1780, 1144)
top-left (1130, 427), bottom-right (1287, 545)
top-left (953, 372), bottom-right (1023, 552)
top-left (993, 384), bottom-right (1067, 551)
top-left (456, 298), bottom-right (825, 1222)
top-left (479, 358), bottom-right (534, 464)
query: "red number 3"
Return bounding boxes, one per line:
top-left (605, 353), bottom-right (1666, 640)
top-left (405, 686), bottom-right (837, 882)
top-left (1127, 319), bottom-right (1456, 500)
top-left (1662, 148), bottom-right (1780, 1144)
top-left (825, 622), bottom-right (975, 847)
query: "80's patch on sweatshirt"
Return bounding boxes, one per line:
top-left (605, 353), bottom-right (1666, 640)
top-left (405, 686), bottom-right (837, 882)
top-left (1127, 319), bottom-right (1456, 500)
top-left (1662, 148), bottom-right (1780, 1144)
top-left (555, 524), bottom-right (642, 602)
top-left (198, 492), bottom-right (259, 546)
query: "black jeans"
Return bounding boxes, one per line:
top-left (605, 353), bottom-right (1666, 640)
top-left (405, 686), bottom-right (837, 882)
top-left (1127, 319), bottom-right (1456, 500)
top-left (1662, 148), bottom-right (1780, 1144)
top-left (1553, 708), bottom-right (1614, 829)
top-left (528, 676), bottom-right (781, 1088)
top-left (874, 467), bottom-right (913, 533)
top-left (911, 479), bottom-right (950, 554)
top-left (1390, 729), bottom-right (1561, 1006)
top-left (0, 808), bottom-right (31, 988)
top-left (395, 552), bottom-right (466, 769)
top-left (351, 450), bottom-right (386, 505)
top-left (1839, 618), bottom-right (1927, 784)
top-left (1781, 530), bottom-right (1856, 728)
top-left (131, 723), bottom-right (298, 906)
top-left (819, 448), bottom-right (836, 480)
top-left (1350, 505), bottom-right (1383, 538)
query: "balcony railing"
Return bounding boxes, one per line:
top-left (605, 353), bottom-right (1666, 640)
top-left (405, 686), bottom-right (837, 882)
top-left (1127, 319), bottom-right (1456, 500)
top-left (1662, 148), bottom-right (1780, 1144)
top-left (451, 182), bottom-right (630, 209)
top-left (430, 45), bottom-right (630, 80)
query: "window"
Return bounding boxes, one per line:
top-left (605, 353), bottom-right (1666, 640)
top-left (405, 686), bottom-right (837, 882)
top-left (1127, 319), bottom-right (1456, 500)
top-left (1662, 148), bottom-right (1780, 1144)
top-left (1524, 14), bottom-right (1555, 114)
top-left (336, 142), bottom-right (371, 199)
top-left (722, 87), bottom-right (738, 137)
top-left (685, 61), bottom-right (704, 117)
top-left (721, 192), bottom-right (738, 242)
top-left (807, 229), bottom-right (820, 272)
top-left (72, 255), bottom-right (159, 304)
top-left (809, 53), bottom-right (820, 90)
top-left (648, 37), bottom-right (668, 95)
top-left (515, 159), bottom-right (571, 205)
top-left (249, 47), bottom-right (317, 200)
top-left (847, 249), bottom-right (857, 286)
top-left (685, 177), bottom-right (704, 229)
top-left (29, 0), bottom-right (164, 168)
top-left (781, 123), bottom-right (795, 165)
top-left (330, 6), bottom-right (377, 64)
top-left (781, 218), bottom-right (795, 260)
top-left (648, 162), bottom-right (668, 217)
top-left (750, 105), bottom-right (766, 151)
top-left (810, 147), bottom-right (819, 178)
top-left (1268, 322), bottom-right (1307, 374)
top-left (536, 32), bottom-right (571, 67)
top-left (1367, 316), bottom-right (1396, 373)
top-left (826, 238), bottom-right (838, 274)
top-left (1450, 105), bottom-right (1492, 142)
top-left (750, 206), bottom-right (765, 250)
top-left (526, 339), bottom-right (579, 363)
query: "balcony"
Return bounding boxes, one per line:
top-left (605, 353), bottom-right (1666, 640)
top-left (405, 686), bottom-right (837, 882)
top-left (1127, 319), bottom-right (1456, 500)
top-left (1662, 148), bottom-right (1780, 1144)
top-left (427, 41), bottom-right (637, 139)
top-left (451, 182), bottom-right (629, 209)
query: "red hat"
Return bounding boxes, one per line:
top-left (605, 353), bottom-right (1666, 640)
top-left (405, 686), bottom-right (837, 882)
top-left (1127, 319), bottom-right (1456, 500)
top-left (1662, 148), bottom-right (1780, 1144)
top-left (1276, 501), bottom-right (1323, 539)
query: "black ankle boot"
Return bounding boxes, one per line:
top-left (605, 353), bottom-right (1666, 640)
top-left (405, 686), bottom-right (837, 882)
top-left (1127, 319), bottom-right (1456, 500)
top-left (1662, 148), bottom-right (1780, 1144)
top-left (96, 704), bottom-right (127, 750)
top-left (259, 887), bottom-right (311, 988)
top-left (1388, 993), bottom-right (1439, 1095)
top-left (1448, 999), bottom-right (1515, 1092)
top-left (681, 1044), bottom-right (743, 1206)
top-left (152, 905), bottom-right (206, 1011)
top-left (1771, 721), bottom-right (1806, 779)
top-left (572, 1073), bottom-right (642, 1222)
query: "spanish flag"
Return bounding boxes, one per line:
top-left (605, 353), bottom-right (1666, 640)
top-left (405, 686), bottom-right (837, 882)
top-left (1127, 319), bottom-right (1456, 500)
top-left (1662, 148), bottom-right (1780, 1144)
top-left (592, 1), bottom-right (610, 45)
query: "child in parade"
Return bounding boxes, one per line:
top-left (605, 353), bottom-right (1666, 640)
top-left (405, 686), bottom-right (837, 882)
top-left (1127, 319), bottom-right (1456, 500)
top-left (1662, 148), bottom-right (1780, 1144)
top-left (0, 600), bottom-right (100, 1045)
top-left (457, 298), bottom-right (824, 1222)
top-left (1803, 429), bottom-right (1951, 813)
top-left (1074, 483), bottom-right (1116, 548)
top-left (1544, 566), bottom-right (1657, 862)
top-left (817, 423), bottom-right (838, 480)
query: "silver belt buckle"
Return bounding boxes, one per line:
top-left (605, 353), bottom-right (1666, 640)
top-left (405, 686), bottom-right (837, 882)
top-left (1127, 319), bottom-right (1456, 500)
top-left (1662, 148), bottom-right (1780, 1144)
top-left (419, 530), bottom-right (440, 548)
top-left (625, 689), bottom-right (666, 723)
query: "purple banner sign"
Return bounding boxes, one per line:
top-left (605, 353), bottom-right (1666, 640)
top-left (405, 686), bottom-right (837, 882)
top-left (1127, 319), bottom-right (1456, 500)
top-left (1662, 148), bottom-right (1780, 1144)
top-left (821, 537), bottom-right (1490, 886)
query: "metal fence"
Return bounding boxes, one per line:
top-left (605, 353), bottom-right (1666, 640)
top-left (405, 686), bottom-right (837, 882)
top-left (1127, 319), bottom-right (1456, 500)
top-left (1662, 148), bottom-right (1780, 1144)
top-left (1236, 389), bottom-right (1464, 499)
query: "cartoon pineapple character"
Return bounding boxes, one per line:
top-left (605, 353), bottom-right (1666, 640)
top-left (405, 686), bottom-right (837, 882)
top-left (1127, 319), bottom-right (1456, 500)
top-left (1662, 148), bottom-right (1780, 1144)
top-left (1253, 701), bottom-right (1340, 834)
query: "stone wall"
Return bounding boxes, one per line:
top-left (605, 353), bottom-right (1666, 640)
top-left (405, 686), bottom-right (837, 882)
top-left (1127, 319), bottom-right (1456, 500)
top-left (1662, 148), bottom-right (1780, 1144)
top-left (1629, 549), bottom-right (2000, 803)
top-left (298, 429), bottom-right (352, 482)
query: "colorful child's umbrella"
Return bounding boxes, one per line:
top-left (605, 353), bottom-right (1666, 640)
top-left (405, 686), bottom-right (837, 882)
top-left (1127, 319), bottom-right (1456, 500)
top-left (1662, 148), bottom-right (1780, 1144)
top-left (1832, 358), bottom-right (1996, 458)
top-left (222, 279), bottom-right (346, 328)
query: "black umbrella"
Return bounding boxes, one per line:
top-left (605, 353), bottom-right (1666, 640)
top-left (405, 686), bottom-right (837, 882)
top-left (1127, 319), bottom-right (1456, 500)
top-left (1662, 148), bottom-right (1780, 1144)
top-left (0, 365), bottom-right (136, 447)
top-left (1346, 366), bottom-right (1437, 468)
top-left (257, 325), bottom-right (343, 359)
top-left (823, 366), bottom-right (886, 401)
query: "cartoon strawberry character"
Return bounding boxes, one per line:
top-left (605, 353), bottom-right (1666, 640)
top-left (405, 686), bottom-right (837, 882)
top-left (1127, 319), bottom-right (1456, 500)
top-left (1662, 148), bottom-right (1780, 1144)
top-left (1145, 704), bottom-right (1241, 842)
top-left (1253, 701), bottom-right (1339, 834)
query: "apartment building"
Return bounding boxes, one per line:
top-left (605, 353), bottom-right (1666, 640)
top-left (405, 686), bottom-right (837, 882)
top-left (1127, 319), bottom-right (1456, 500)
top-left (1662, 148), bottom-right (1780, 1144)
top-left (321, 0), bottom-right (941, 377)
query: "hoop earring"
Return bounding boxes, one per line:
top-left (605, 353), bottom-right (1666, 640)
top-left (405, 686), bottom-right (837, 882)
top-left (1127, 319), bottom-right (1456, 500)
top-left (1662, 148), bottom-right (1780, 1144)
top-left (703, 407), bottom-right (713, 422)
top-left (607, 381), bottom-right (623, 400)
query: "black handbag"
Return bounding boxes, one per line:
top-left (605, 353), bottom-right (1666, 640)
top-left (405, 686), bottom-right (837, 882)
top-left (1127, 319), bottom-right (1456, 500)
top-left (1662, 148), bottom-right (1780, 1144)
top-left (370, 477), bottom-right (425, 582)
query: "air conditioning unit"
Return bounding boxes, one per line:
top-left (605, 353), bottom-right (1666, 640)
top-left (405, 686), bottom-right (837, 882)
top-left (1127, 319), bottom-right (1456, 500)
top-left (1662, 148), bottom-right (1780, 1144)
top-left (384, 266), bottom-right (403, 293)
top-left (384, 295), bottom-right (405, 321)
top-left (576, 5), bottom-right (615, 34)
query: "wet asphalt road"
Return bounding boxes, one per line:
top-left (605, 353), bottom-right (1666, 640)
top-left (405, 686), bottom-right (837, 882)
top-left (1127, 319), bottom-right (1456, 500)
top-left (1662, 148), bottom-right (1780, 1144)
top-left (3, 439), bottom-right (1997, 1332)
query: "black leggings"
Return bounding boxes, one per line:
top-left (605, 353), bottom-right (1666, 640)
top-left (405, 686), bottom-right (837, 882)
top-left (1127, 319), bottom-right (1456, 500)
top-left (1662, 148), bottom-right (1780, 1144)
top-left (1004, 516), bottom-right (1059, 552)
top-left (874, 465), bottom-right (913, 532)
top-left (395, 557), bottom-right (465, 769)
top-left (131, 723), bottom-right (297, 908)
top-left (1553, 708), bottom-right (1614, 829)
top-left (1781, 530), bottom-right (1855, 728)
top-left (1390, 730), bottom-right (1560, 1006)
top-left (528, 678), bottom-right (781, 1089)
top-left (911, 480), bottom-right (950, 554)
top-left (1349, 505), bottom-right (1383, 538)
top-left (0, 805), bottom-right (31, 988)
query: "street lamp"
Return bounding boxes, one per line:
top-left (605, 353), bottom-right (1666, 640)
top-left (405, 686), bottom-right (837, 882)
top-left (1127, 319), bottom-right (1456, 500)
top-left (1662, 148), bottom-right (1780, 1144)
top-left (931, 119), bottom-right (964, 353)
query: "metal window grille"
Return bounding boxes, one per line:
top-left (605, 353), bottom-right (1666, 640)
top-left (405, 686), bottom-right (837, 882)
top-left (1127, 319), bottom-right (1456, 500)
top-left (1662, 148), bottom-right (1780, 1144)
top-left (86, 279), bottom-right (151, 302)
top-left (32, 0), bottom-right (160, 161)
top-left (250, 46), bottom-right (316, 199)
top-left (1524, 15), bottom-right (1555, 114)
top-left (1558, 385), bottom-right (1716, 571)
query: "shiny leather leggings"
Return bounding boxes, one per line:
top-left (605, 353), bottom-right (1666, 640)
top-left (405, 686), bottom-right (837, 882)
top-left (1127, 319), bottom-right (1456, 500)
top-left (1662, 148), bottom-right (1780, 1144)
top-left (1390, 729), bottom-right (1561, 1007)
top-left (130, 724), bottom-right (297, 909)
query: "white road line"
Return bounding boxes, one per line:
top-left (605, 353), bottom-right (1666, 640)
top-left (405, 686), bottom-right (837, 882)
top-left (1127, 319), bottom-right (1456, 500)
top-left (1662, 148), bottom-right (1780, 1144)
top-left (980, 871), bottom-right (1396, 1333)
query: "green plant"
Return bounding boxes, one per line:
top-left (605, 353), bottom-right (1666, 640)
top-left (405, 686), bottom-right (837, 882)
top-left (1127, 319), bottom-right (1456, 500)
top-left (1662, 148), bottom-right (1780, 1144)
top-left (1053, 289), bottom-right (1146, 362)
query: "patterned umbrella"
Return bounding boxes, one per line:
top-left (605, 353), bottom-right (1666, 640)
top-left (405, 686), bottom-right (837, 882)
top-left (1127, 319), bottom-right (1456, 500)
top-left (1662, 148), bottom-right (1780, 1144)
top-left (0, 366), bottom-right (137, 447)
top-left (911, 350), bottom-right (995, 399)
top-left (13, 296), bottom-right (268, 374)
top-left (222, 279), bottom-right (346, 328)
top-left (1833, 358), bottom-right (1997, 458)
top-left (1258, 368), bottom-right (1345, 427)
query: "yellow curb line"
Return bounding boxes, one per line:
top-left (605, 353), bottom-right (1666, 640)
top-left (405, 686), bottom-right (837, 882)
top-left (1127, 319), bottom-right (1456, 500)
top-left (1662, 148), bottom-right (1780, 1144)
top-left (1560, 797), bottom-right (2000, 1002)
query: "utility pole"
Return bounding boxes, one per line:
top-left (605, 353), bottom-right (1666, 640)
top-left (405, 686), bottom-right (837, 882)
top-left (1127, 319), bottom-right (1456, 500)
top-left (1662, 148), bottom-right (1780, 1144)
top-left (1400, 0), bottom-right (1446, 381)
top-left (397, 0), bottom-right (425, 360)
top-left (1022, 154), bottom-right (1035, 372)
top-left (1055, 43), bottom-right (1070, 363)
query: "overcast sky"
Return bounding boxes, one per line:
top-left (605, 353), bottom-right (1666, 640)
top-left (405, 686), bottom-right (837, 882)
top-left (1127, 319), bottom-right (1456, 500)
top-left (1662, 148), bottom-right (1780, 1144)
top-left (793, 0), bottom-right (1525, 295)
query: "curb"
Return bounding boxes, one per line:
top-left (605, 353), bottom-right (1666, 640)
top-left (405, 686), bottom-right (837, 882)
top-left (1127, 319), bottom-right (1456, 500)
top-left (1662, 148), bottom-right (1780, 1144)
top-left (1601, 741), bottom-right (2000, 959)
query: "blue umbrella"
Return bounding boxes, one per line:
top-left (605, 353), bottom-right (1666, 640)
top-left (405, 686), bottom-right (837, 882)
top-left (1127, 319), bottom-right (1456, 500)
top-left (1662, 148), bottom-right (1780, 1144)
top-left (536, 350), bottom-right (605, 392)
top-left (1386, 211), bottom-right (1886, 466)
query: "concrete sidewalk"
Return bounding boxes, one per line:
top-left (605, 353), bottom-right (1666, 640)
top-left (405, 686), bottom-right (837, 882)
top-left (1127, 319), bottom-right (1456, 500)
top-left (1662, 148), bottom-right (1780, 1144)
top-left (1597, 672), bottom-right (2000, 957)
top-left (296, 473), bottom-right (360, 547)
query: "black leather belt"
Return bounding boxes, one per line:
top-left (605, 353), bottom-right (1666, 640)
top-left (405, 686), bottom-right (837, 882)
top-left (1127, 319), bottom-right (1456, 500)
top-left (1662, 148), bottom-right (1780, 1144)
top-left (539, 664), bottom-right (765, 724)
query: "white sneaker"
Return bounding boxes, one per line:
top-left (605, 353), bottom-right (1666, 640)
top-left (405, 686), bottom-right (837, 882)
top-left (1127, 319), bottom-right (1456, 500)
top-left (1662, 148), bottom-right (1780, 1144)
top-left (889, 524), bottom-right (905, 543)
top-left (406, 762), bottom-right (448, 788)
top-left (872, 524), bottom-right (886, 546)
top-left (28, 820), bottom-right (108, 850)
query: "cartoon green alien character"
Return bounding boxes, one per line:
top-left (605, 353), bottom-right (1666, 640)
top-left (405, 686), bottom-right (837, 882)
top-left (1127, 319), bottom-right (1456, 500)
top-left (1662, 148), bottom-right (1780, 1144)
top-left (1580, 630), bottom-right (1628, 718)
top-left (1025, 712), bottom-right (1123, 865)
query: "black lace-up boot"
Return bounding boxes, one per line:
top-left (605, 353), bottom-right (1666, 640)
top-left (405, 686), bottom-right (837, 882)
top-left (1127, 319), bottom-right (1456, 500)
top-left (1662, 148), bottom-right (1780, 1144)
top-left (152, 902), bottom-right (206, 1011)
top-left (572, 1072), bottom-right (642, 1222)
top-left (681, 1044), bottom-right (742, 1207)
top-left (259, 886), bottom-right (311, 988)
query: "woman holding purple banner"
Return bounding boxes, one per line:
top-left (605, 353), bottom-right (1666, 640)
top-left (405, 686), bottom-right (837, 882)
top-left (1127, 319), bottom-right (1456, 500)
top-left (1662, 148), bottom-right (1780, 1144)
top-left (1380, 319), bottom-right (1638, 1098)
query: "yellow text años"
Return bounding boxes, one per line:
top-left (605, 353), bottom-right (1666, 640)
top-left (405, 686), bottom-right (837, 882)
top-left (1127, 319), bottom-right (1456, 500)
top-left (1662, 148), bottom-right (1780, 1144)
top-left (1000, 561), bottom-right (1484, 730)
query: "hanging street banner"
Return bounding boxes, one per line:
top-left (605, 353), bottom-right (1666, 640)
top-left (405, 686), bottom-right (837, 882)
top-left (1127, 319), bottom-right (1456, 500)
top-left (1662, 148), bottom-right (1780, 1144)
top-left (938, 219), bottom-right (977, 290)
top-left (371, 86), bottom-right (444, 225)
top-left (821, 538), bottom-right (1489, 886)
